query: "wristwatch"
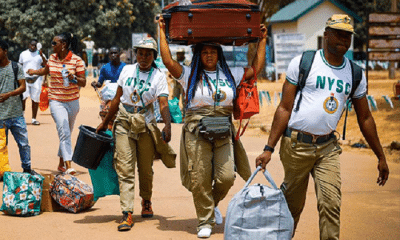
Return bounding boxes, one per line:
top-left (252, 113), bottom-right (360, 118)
top-left (263, 145), bottom-right (274, 153)
top-left (70, 75), bottom-right (78, 84)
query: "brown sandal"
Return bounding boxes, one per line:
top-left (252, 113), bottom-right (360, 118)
top-left (57, 166), bottom-right (66, 173)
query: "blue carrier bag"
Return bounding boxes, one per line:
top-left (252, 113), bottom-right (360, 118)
top-left (224, 166), bottom-right (294, 240)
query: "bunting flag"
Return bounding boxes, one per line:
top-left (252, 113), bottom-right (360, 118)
top-left (382, 95), bottom-right (394, 109)
top-left (367, 95), bottom-right (378, 111)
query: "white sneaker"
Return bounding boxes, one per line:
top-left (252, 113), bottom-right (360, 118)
top-left (31, 119), bottom-right (40, 125)
top-left (214, 207), bottom-right (223, 225)
top-left (197, 227), bottom-right (212, 238)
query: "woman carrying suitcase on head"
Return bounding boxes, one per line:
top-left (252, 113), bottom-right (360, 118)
top-left (96, 37), bottom-right (176, 232)
top-left (159, 16), bottom-right (267, 238)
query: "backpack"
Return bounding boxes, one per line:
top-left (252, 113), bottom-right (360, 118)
top-left (224, 166), bottom-right (294, 240)
top-left (11, 61), bottom-right (23, 102)
top-left (294, 50), bottom-right (362, 140)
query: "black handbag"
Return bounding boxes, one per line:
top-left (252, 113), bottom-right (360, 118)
top-left (198, 116), bottom-right (231, 141)
top-left (26, 76), bottom-right (39, 84)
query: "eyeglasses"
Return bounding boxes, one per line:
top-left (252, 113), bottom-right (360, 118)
top-left (51, 41), bottom-right (58, 46)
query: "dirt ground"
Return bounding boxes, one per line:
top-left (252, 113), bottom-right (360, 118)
top-left (242, 70), bottom-right (400, 163)
top-left (0, 70), bottom-right (399, 240)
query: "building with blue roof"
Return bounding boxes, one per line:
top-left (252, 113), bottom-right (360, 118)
top-left (269, 0), bottom-right (362, 59)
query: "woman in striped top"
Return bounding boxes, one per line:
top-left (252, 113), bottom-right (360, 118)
top-left (27, 32), bottom-right (86, 175)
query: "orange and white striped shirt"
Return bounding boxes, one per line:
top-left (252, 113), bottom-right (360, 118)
top-left (47, 51), bottom-right (85, 101)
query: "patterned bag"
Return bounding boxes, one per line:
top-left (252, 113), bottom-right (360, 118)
top-left (1, 172), bottom-right (44, 216)
top-left (49, 173), bottom-right (95, 213)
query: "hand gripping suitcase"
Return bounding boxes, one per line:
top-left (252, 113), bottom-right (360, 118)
top-left (162, 0), bottom-right (261, 46)
top-left (49, 173), bottom-right (95, 213)
top-left (224, 166), bottom-right (294, 240)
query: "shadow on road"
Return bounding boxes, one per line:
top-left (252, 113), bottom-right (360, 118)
top-left (74, 214), bottom-right (120, 224)
top-left (130, 215), bottom-right (226, 235)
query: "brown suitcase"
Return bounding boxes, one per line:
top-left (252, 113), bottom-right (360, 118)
top-left (162, 0), bottom-right (261, 46)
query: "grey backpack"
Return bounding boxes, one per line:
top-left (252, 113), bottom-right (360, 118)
top-left (224, 166), bottom-right (294, 240)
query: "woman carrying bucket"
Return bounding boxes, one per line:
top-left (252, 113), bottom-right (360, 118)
top-left (27, 32), bottom-right (86, 175)
top-left (96, 37), bottom-right (176, 232)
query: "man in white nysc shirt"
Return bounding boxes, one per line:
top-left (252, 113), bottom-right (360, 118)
top-left (18, 39), bottom-right (46, 125)
top-left (255, 14), bottom-right (389, 240)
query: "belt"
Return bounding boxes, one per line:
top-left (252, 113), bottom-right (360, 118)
top-left (284, 128), bottom-right (335, 144)
top-left (122, 104), bottom-right (146, 114)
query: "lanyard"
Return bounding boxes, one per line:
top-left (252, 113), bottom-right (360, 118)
top-left (205, 68), bottom-right (221, 106)
top-left (133, 65), bottom-right (153, 107)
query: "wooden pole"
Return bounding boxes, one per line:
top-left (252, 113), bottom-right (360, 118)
top-left (388, 0), bottom-right (398, 79)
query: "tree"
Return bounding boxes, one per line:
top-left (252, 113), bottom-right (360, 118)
top-left (247, 0), bottom-right (295, 79)
top-left (336, 0), bottom-right (400, 51)
top-left (0, 0), bottom-right (160, 60)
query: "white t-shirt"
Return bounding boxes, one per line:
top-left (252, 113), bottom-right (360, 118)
top-left (286, 49), bottom-right (367, 135)
top-left (117, 63), bottom-right (169, 107)
top-left (83, 40), bottom-right (95, 49)
top-left (18, 49), bottom-right (43, 78)
top-left (178, 65), bottom-right (244, 109)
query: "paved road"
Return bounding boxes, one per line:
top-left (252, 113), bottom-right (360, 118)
top-left (1, 86), bottom-right (399, 240)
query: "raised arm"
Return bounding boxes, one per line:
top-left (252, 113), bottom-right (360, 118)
top-left (353, 96), bottom-right (389, 186)
top-left (158, 16), bottom-right (183, 79)
top-left (244, 24), bottom-right (267, 81)
top-left (255, 80), bottom-right (297, 170)
top-left (39, 49), bottom-right (47, 66)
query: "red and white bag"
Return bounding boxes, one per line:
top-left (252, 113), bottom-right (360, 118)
top-left (49, 174), bottom-right (95, 213)
top-left (233, 67), bottom-right (259, 140)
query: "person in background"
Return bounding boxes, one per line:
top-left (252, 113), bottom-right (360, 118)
top-left (0, 40), bottom-right (36, 174)
top-left (96, 37), bottom-right (175, 232)
top-left (171, 48), bottom-right (190, 116)
top-left (19, 39), bottom-right (47, 125)
top-left (176, 48), bottom-right (191, 67)
top-left (255, 14), bottom-right (389, 240)
top-left (91, 46), bottom-right (126, 129)
top-left (159, 16), bottom-right (267, 238)
top-left (91, 46), bottom-right (126, 88)
top-left (27, 32), bottom-right (86, 175)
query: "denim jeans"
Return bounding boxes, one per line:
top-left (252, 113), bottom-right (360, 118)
top-left (0, 116), bottom-right (31, 170)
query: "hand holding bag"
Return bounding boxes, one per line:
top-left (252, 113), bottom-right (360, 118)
top-left (233, 67), bottom-right (259, 140)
